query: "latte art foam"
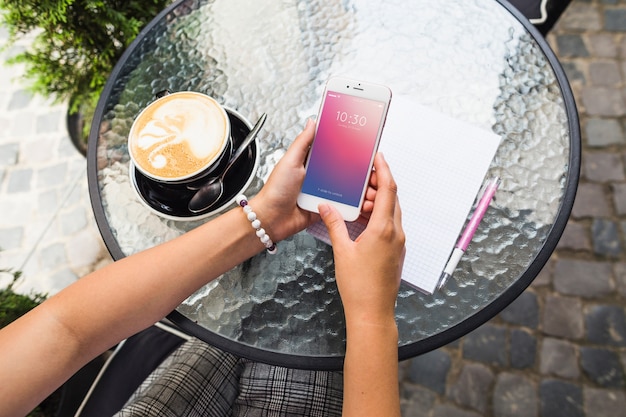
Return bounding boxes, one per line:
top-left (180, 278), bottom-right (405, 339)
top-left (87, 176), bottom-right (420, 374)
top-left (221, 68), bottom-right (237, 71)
top-left (129, 92), bottom-right (229, 180)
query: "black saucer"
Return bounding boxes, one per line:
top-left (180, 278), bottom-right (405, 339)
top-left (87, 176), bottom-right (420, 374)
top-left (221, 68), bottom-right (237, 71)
top-left (130, 109), bottom-right (258, 220)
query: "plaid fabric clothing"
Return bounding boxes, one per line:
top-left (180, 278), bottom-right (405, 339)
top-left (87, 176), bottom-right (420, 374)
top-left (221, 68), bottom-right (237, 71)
top-left (115, 338), bottom-right (344, 417)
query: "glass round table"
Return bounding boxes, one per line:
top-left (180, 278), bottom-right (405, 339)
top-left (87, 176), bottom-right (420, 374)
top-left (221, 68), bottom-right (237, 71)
top-left (88, 0), bottom-right (580, 370)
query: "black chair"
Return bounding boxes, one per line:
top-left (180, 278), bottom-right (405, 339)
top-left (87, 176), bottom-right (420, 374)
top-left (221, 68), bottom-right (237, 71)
top-left (55, 322), bottom-right (190, 417)
top-left (507, 0), bottom-right (572, 35)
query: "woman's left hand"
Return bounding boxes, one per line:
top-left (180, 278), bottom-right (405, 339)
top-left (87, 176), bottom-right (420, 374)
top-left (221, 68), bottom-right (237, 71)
top-left (251, 119), bottom-right (319, 241)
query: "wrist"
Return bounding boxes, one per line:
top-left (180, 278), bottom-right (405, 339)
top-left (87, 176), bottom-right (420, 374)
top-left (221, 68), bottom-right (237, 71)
top-left (236, 195), bottom-right (277, 254)
top-left (247, 194), bottom-right (285, 241)
top-left (345, 316), bottom-right (398, 344)
top-left (345, 309), bottom-right (397, 332)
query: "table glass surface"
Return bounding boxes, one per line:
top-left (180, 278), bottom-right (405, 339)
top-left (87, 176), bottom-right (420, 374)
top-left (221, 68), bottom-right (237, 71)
top-left (89, 0), bottom-right (578, 367)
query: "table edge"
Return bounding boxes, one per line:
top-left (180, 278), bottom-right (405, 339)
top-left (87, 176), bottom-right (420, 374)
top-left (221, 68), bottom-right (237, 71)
top-left (87, 0), bottom-right (582, 369)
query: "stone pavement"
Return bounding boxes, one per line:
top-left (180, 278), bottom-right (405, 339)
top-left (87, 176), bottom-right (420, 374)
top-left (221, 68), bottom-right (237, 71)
top-left (399, 1), bottom-right (626, 416)
top-left (0, 1), bottom-right (624, 416)
top-left (0, 28), bottom-right (111, 295)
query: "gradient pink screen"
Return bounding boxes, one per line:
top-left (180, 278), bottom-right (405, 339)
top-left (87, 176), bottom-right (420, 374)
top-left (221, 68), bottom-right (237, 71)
top-left (301, 91), bottom-right (386, 207)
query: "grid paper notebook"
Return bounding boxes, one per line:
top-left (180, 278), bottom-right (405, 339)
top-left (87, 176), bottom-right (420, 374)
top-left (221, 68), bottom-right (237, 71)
top-left (307, 95), bottom-right (501, 294)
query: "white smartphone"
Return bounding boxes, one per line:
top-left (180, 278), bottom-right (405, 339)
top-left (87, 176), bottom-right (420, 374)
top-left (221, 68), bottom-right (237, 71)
top-left (297, 76), bottom-right (392, 221)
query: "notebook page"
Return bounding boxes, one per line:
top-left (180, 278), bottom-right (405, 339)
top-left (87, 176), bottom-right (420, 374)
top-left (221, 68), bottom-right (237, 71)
top-left (379, 96), bottom-right (500, 293)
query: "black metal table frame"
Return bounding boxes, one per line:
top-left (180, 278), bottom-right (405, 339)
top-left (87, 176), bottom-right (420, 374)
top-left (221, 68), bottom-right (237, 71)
top-left (87, 0), bottom-right (580, 370)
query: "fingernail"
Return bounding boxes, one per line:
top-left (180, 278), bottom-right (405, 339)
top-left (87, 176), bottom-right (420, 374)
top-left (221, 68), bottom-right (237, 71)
top-left (318, 203), bottom-right (329, 217)
top-left (305, 118), bottom-right (315, 129)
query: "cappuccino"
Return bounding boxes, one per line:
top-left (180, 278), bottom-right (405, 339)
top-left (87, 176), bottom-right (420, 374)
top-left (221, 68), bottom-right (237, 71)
top-left (128, 92), bottom-right (230, 182)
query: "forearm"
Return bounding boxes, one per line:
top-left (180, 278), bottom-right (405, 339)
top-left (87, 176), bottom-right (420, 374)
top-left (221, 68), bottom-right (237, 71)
top-left (52, 205), bottom-right (267, 346)
top-left (342, 319), bottom-right (400, 417)
top-left (0, 205), bottom-right (267, 416)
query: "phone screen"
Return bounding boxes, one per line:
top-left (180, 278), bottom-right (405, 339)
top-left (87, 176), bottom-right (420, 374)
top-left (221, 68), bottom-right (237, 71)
top-left (301, 90), bottom-right (387, 207)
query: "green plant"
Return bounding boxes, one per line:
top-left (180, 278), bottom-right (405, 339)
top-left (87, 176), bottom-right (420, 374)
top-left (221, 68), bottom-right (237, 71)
top-left (0, 0), bottom-right (171, 114)
top-left (0, 269), bottom-right (47, 328)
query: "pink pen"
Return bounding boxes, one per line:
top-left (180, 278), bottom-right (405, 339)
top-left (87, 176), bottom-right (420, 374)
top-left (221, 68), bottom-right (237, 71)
top-left (437, 176), bottom-right (501, 290)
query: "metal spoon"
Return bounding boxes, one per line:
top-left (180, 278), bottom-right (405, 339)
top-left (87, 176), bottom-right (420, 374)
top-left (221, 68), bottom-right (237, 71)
top-left (188, 113), bottom-right (266, 213)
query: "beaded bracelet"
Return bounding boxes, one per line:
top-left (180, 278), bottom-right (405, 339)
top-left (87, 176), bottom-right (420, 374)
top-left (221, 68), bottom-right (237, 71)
top-left (236, 194), bottom-right (277, 254)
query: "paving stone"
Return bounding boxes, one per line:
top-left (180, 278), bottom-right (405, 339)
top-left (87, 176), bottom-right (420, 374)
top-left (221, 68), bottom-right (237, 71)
top-left (46, 268), bottom-right (78, 295)
top-left (493, 373), bottom-right (538, 417)
top-left (39, 242), bottom-right (67, 269)
top-left (542, 295), bottom-right (584, 339)
top-left (401, 384), bottom-right (437, 417)
top-left (445, 338), bottom-right (461, 350)
top-left (605, 9), bottom-right (626, 31)
top-left (556, 34), bottom-right (590, 57)
top-left (553, 259), bottom-right (613, 297)
top-left (589, 61), bottom-right (623, 85)
top-left (63, 177), bottom-right (84, 207)
top-left (65, 229), bottom-right (105, 271)
top-left (0, 193), bottom-right (36, 226)
top-left (556, 221), bottom-right (591, 250)
top-left (9, 111), bottom-right (36, 137)
top-left (586, 118), bottom-right (624, 147)
top-left (408, 348), bottom-right (451, 394)
top-left (583, 387), bottom-right (626, 417)
top-left (539, 379), bottom-right (584, 417)
top-left (0, 227), bottom-right (23, 251)
top-left (510, 329), bottom-right (537, 369)
top-left (36, 163), bottom-right (68, 188)
top-left (59, 132), bottom-right (80, 157)
top-left (60, 206), bottom-right (88, 236)
top-left (447, 363), bottom-right (494, 413)
top-left (462, 324), bottom-right (508, 366)
top-left (499, 291), bottom-right (539, 328)
top-left (592, 219), bottom-right (622, 257)
top-left (0, 142), bottom-right (19, 165)
top-left (584, 152), bottom-right (625, 182)
top-left (588, 33), bottom-right (620, 58)
top-left (531, 257), bottom-right (553, 287)
top-left (21, 138), bottom-right (60, 165)
top-left (560, 61), bottom-right (586, 84)
top-left (581, 347), bottom-right (625, 387)
top-left (36, 111), bottom-right (62, 134)
top-left (558, 3), bottom-right (602, 31)
top-left (431, 404), bottom-right (481, 417)
top-left (0, 25), bottom-right (8, 41)
top-left (612, 183), bottom-right (626, 215)
top-left (585, 305), bottom-right (626, 346)
top-left (613, 262), bottom-right (626, 297)
top-left (581, 86), bottom-right (626, 116)
top-left (0, 91), bottom-right (8, 110)
top-left (38, 189), bottom-right (58, 212)
top-left (571, 183), bottom-right (611, 218)
top-left (8, 89), bottom-right (32, 110)
top-left (539, 338), bottom-right (580, 379)
top-left (6, 168), bottom-right (33, 193)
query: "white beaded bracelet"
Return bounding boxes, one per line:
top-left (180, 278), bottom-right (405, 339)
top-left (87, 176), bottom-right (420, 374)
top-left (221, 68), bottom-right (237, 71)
top-left (236, 194), bottom-right (277, 254)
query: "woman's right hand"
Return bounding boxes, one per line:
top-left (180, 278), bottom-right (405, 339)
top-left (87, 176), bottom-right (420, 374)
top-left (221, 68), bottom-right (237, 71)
top-left (319, 152), bottom-right (405, 326)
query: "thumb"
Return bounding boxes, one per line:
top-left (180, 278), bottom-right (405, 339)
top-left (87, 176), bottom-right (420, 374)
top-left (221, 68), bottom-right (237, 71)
top-left (318, 204), bottom-right (350, 246)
